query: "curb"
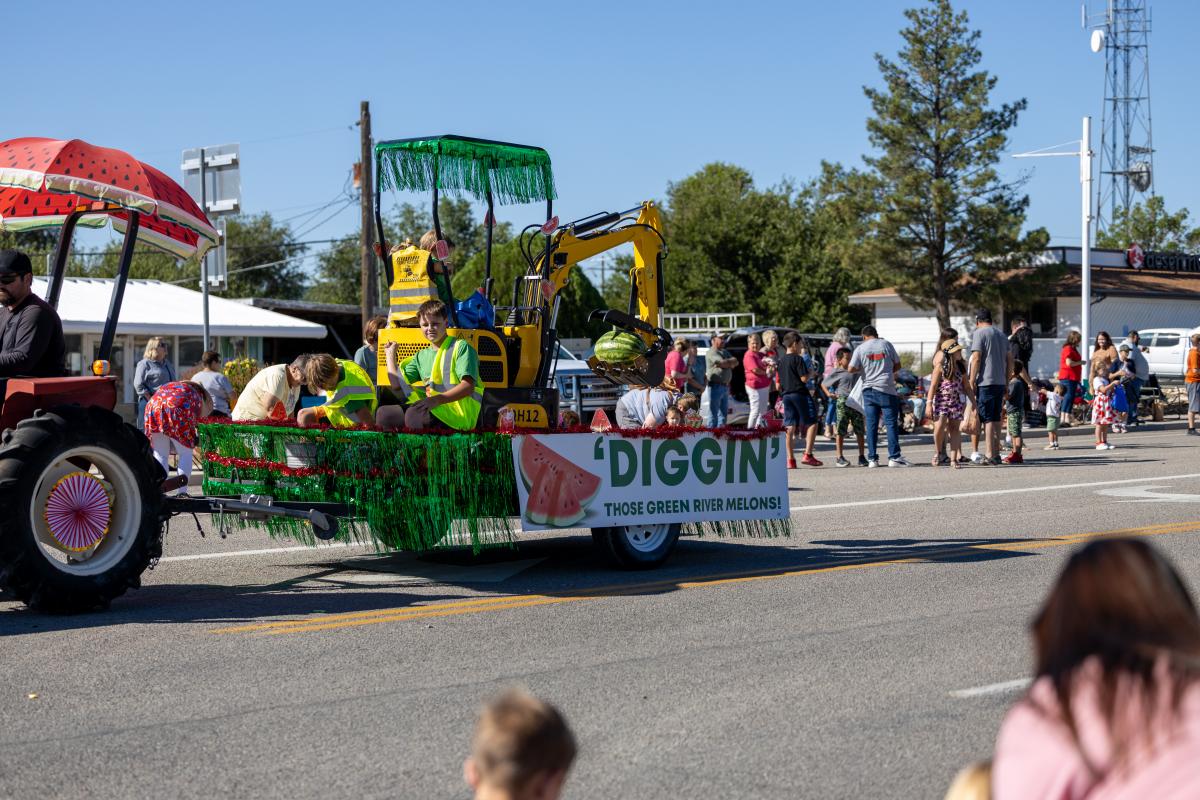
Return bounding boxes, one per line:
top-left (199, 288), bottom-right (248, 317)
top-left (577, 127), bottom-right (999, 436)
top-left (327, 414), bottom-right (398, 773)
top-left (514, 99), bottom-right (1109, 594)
top-left (891, 418), bottom-right (1190, 447)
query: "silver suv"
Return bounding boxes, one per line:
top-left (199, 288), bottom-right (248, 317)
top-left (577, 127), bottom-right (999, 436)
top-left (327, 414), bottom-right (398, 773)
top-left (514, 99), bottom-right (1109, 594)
top-left (553, 344), bottom-right (622, 418)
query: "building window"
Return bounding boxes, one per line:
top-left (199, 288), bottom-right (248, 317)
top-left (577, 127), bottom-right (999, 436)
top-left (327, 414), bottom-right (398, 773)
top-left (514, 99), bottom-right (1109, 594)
top-left (177, 336), bottom-right (206, 378)
top-left (1006, 301), bottom-right (1057, 338)
top-left (1029, 299), bottom-right (1057, 337)
top-left (64, 334), bottom-right (83, 375)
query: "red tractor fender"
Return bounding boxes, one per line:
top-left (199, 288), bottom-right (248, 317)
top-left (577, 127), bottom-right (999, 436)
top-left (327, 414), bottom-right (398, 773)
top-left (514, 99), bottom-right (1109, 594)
top-left (0, 376), bottom-right (119, 431)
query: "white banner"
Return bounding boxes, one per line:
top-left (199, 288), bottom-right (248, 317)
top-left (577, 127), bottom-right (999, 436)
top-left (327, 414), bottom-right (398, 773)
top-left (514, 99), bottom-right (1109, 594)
top-left (512, 432), bottom-right (789, 530)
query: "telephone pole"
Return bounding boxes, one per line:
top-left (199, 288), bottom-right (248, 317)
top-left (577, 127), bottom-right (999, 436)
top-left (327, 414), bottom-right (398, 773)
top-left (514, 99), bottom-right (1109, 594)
top-left (359, 101), bottom-right (377, 330)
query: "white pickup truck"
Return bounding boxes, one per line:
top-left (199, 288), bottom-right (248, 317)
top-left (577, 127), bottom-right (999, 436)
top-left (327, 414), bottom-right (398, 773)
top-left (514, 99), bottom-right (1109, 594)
top-left (1135, 328), bottom-right (1200, 379)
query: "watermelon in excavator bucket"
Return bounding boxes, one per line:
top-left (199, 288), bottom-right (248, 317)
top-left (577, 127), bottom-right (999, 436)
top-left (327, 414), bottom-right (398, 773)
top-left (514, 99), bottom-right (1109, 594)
top-left (586, 309), bottom-right (673, 388)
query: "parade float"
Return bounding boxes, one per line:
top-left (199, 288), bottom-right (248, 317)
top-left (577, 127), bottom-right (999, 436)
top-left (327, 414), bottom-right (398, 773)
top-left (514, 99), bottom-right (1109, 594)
top-left (0, 134), bottom-right (790, 614)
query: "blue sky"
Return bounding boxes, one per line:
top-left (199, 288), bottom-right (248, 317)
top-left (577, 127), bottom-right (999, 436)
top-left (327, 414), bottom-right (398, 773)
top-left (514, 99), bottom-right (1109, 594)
top-left (5, 0), bottom-right (1194, 279)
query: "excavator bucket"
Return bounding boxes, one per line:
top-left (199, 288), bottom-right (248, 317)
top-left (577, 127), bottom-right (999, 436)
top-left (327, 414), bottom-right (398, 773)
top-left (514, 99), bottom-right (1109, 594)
top-left (585, 309), bottom-right (673, 388)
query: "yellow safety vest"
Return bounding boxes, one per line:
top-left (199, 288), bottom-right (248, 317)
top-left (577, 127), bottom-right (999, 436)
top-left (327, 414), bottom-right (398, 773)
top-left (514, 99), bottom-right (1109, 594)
top-left (322, 359), bottom-right (378, 428)
top-left (389, 246), bottom-right (448, 324)
top-left (397, 336), bottom-right (482, 430)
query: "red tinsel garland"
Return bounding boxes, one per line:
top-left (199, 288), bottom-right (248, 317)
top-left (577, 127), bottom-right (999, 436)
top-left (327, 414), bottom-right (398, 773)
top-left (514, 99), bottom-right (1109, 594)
top-left (198, 418), bottom-right (783, 441)
top-left (200, 452), bottom-right (399, 480)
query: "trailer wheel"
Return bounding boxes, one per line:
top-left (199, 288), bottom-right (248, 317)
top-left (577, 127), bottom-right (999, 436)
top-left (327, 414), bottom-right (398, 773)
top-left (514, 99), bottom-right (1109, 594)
top-left (0, 406), bottom-right (165, 613)
top-left (591, 523), bottom-right (681, 570)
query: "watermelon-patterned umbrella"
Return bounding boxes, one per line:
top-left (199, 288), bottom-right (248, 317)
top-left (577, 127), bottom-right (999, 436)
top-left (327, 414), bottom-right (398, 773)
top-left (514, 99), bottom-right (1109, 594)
top-left (0, 137), bottom-right (218, 259)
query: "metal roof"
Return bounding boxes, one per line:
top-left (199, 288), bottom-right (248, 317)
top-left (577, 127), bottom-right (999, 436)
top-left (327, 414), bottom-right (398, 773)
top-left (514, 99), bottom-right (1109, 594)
top-left (33, 277), bottom-right (327, 339)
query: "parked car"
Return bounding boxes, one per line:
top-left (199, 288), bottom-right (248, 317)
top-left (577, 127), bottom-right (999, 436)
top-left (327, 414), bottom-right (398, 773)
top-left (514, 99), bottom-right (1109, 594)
top-left (554, 344), bottom-right (621, 420)
top-left (1136, 328), bottom-right (1199, 380)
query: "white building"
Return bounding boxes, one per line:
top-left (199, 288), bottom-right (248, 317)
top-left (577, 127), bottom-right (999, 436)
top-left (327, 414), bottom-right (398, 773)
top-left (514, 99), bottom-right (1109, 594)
top-left (38, 277), bottom-right (327, 404)
top-left (848, 247), bottom-right (1200, 378)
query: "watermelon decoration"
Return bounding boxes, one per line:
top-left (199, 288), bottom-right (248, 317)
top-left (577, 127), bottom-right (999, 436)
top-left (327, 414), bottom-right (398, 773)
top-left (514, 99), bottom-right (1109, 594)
top-left (593, 330), bottom-right (648, 365)
top-left (0, 137), bottom-right (218, 259)
top-left (519, 437), bottom-right (601, 528)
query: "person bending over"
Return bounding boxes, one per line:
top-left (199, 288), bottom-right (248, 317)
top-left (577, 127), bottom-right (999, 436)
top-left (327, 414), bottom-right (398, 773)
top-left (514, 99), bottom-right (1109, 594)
top-left (232, 355), bottom-right (311, 422)
top-left (296, 353), bottom-right (377, 429)
top-left (379, 299), bottom-right (482, 431)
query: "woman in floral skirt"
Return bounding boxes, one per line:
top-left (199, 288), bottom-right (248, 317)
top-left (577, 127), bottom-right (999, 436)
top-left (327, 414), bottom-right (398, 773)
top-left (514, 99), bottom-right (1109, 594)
top-left (144, 381), bottom-right (213, 495)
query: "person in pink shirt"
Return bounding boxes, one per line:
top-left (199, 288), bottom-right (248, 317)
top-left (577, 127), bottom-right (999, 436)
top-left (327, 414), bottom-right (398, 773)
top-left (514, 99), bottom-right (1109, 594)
top-left (992, 538), bottom-right (1200, 799)
top-left (663, 339), bottom-right (690, 392)
top-left (743, 333), bottom-right (773, 428)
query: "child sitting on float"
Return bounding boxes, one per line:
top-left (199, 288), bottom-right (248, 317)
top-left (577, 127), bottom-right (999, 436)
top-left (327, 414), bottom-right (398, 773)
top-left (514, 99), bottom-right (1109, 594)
top-left (378, 299), bottom-right (482, 431)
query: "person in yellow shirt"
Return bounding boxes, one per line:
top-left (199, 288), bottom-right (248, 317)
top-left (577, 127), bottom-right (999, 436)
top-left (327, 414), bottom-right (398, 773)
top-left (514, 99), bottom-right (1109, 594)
top-left (377, 299), bottom-right (482, 431)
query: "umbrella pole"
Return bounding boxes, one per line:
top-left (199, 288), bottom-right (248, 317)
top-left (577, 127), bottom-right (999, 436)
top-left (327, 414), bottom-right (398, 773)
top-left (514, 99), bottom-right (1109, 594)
top-left (98, 212), bottom-right (139, 363)
top-left (46, 211), bottom-right (83, 310)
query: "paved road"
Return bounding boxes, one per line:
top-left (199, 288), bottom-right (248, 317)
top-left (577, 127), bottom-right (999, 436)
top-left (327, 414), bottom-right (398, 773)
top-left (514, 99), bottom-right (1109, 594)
top-left (3, 426), bottom-right (1200, 799)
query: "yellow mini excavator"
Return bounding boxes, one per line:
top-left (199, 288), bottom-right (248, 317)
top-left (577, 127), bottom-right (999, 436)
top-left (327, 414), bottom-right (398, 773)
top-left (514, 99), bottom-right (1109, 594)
top-left (372, 135), bottom-right (672, 429)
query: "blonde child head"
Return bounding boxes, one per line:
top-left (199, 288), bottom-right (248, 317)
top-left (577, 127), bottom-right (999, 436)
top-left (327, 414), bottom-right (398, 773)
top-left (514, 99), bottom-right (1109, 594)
top-left (465, 689), bottom-right (576, 800)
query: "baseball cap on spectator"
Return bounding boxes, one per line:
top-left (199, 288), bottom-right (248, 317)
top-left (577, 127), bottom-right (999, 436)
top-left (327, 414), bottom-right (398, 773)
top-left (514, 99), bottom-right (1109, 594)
top-left (0, 250), bottom-right (33, 276)
top-left (1119, 344), bottom-right (1132, 353)
top-left (710, 331), bottom-right (724, 340)
top-left (975, 309), bottom-right (992, 323)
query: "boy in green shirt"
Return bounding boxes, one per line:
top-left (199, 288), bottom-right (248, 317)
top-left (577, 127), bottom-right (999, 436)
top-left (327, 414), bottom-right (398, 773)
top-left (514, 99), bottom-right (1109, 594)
top-left (379, 299), bottom-right (483, 431)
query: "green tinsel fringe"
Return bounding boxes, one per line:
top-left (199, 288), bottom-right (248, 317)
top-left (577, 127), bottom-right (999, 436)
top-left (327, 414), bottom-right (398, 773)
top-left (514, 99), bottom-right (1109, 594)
top-left (197, 424), bottom-right (519, 554)
top-left (375, 136), bottom-right (556, 205)
top-left (684, 519), bottom-right (792, 539)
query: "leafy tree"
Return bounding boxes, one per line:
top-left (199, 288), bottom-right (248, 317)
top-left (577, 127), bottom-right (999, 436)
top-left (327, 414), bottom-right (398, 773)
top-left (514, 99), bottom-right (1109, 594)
top-left (0, 229), bottom-right (57, 257)
top-left (1095, 196), bottom-right (1200, 252)
top-left (660, 163), bottom-right (874, 332)
top-left (383, 199), bottom-right (512, 266)
top-left (305, 234), bottom-right (360, 305)
top-left (849, 0), bottom-right (1052, 330)
top-left (82, 212), bottom-right (310, 299)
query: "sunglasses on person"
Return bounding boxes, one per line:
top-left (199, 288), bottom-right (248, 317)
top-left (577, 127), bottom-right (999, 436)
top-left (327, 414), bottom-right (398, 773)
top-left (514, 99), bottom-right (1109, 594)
top-left (0, 273), bottom-right (23, 285)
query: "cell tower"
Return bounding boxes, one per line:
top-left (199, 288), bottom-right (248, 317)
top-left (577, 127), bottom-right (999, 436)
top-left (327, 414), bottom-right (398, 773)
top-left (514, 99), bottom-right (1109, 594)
top-left (1083, 2), bottom-right (1155, 238)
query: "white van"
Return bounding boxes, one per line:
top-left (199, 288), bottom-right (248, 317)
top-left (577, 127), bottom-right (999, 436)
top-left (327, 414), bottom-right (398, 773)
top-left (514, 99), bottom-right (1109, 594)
top-left (1135, 328), bottom-right (1200, 379)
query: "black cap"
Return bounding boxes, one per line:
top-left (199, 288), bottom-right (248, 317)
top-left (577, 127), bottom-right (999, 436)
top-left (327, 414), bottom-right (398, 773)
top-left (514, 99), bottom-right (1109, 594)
top-left (0, 250), bottom-right (33, 276)
top-left (975, 308), bottom-right (992, 323)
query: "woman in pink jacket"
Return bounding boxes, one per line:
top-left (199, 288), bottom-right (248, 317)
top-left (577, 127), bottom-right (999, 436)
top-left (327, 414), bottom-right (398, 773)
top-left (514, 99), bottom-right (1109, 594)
top-left (992, 538), bottom-right (1200, 799)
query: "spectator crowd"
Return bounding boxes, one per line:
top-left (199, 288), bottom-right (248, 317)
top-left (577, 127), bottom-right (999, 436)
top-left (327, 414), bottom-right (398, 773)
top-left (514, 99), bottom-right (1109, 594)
top-left (622, 311), bottom-right (1200, 468)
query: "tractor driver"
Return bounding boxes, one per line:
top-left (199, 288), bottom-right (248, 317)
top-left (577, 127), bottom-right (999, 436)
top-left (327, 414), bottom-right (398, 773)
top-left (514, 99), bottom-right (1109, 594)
top-left (0, 249), bottom-right (66, 380)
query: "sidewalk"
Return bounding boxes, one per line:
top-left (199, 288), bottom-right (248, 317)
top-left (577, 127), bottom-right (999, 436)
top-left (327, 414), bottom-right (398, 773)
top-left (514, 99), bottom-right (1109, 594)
top-left (893, 417), bottom-right (1189, 447)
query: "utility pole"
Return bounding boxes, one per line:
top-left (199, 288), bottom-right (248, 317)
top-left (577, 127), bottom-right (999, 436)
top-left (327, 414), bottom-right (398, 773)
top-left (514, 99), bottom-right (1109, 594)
top-left (359, 100), bottom-right (376, 331)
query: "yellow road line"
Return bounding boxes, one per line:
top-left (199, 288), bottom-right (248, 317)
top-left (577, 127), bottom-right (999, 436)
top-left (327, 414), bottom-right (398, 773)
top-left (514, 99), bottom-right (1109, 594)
top-left (212, 520), bottom-right (1200, 637)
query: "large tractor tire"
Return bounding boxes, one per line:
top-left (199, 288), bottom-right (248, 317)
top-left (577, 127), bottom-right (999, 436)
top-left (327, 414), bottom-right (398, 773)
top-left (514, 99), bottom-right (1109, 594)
top-left (591, 523), bottom-right (681, 570)
top-left (0, 406), bottom-right (165, 613)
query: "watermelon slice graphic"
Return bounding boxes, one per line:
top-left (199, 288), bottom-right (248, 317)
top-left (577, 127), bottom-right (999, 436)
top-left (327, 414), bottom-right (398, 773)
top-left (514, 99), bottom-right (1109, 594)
top-left (519, 437), bottom-right (601, 527)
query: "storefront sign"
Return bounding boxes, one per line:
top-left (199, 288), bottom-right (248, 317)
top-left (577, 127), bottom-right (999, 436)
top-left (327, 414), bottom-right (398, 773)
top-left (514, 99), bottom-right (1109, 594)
top-left (1126, 245), bottom-right (1200, 273)
top-left (512, 432), bottom-right (789, 530)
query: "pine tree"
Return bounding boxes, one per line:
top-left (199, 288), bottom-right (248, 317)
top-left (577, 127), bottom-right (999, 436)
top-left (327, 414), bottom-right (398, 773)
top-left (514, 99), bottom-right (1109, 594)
top-left (856, 0), bottom-right (1051, 329)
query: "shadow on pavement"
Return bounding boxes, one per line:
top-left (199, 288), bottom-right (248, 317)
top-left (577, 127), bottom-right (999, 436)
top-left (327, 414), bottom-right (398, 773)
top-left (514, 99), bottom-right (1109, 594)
top-left (0, 531), bottom-right (1047, 634)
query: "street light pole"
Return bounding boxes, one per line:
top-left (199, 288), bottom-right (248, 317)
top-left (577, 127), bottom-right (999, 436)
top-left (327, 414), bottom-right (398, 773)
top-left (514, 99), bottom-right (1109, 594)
top-left (1012, 115), bottom-right (1094, 361)
top-left (1080, 116), bottom-right (1093, 363)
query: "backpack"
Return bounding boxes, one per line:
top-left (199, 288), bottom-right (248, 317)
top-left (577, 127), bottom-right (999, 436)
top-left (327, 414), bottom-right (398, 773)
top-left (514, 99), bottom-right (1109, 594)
top-left (1010, 326), bottom-right (1034, 363)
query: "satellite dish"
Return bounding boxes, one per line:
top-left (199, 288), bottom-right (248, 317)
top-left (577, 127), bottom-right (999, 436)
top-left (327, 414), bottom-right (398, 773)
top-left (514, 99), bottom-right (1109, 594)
top-left (1129, 160), bottom-right (1152, 192)
top-left (1090, 29), bottom-right (1105, 52)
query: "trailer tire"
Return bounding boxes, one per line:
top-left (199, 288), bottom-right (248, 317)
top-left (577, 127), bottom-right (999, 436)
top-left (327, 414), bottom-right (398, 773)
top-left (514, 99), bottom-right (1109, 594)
top-left (0, 406), bottom-right (165, 613)
top-left (591, 523), bottom-right (681, 570)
